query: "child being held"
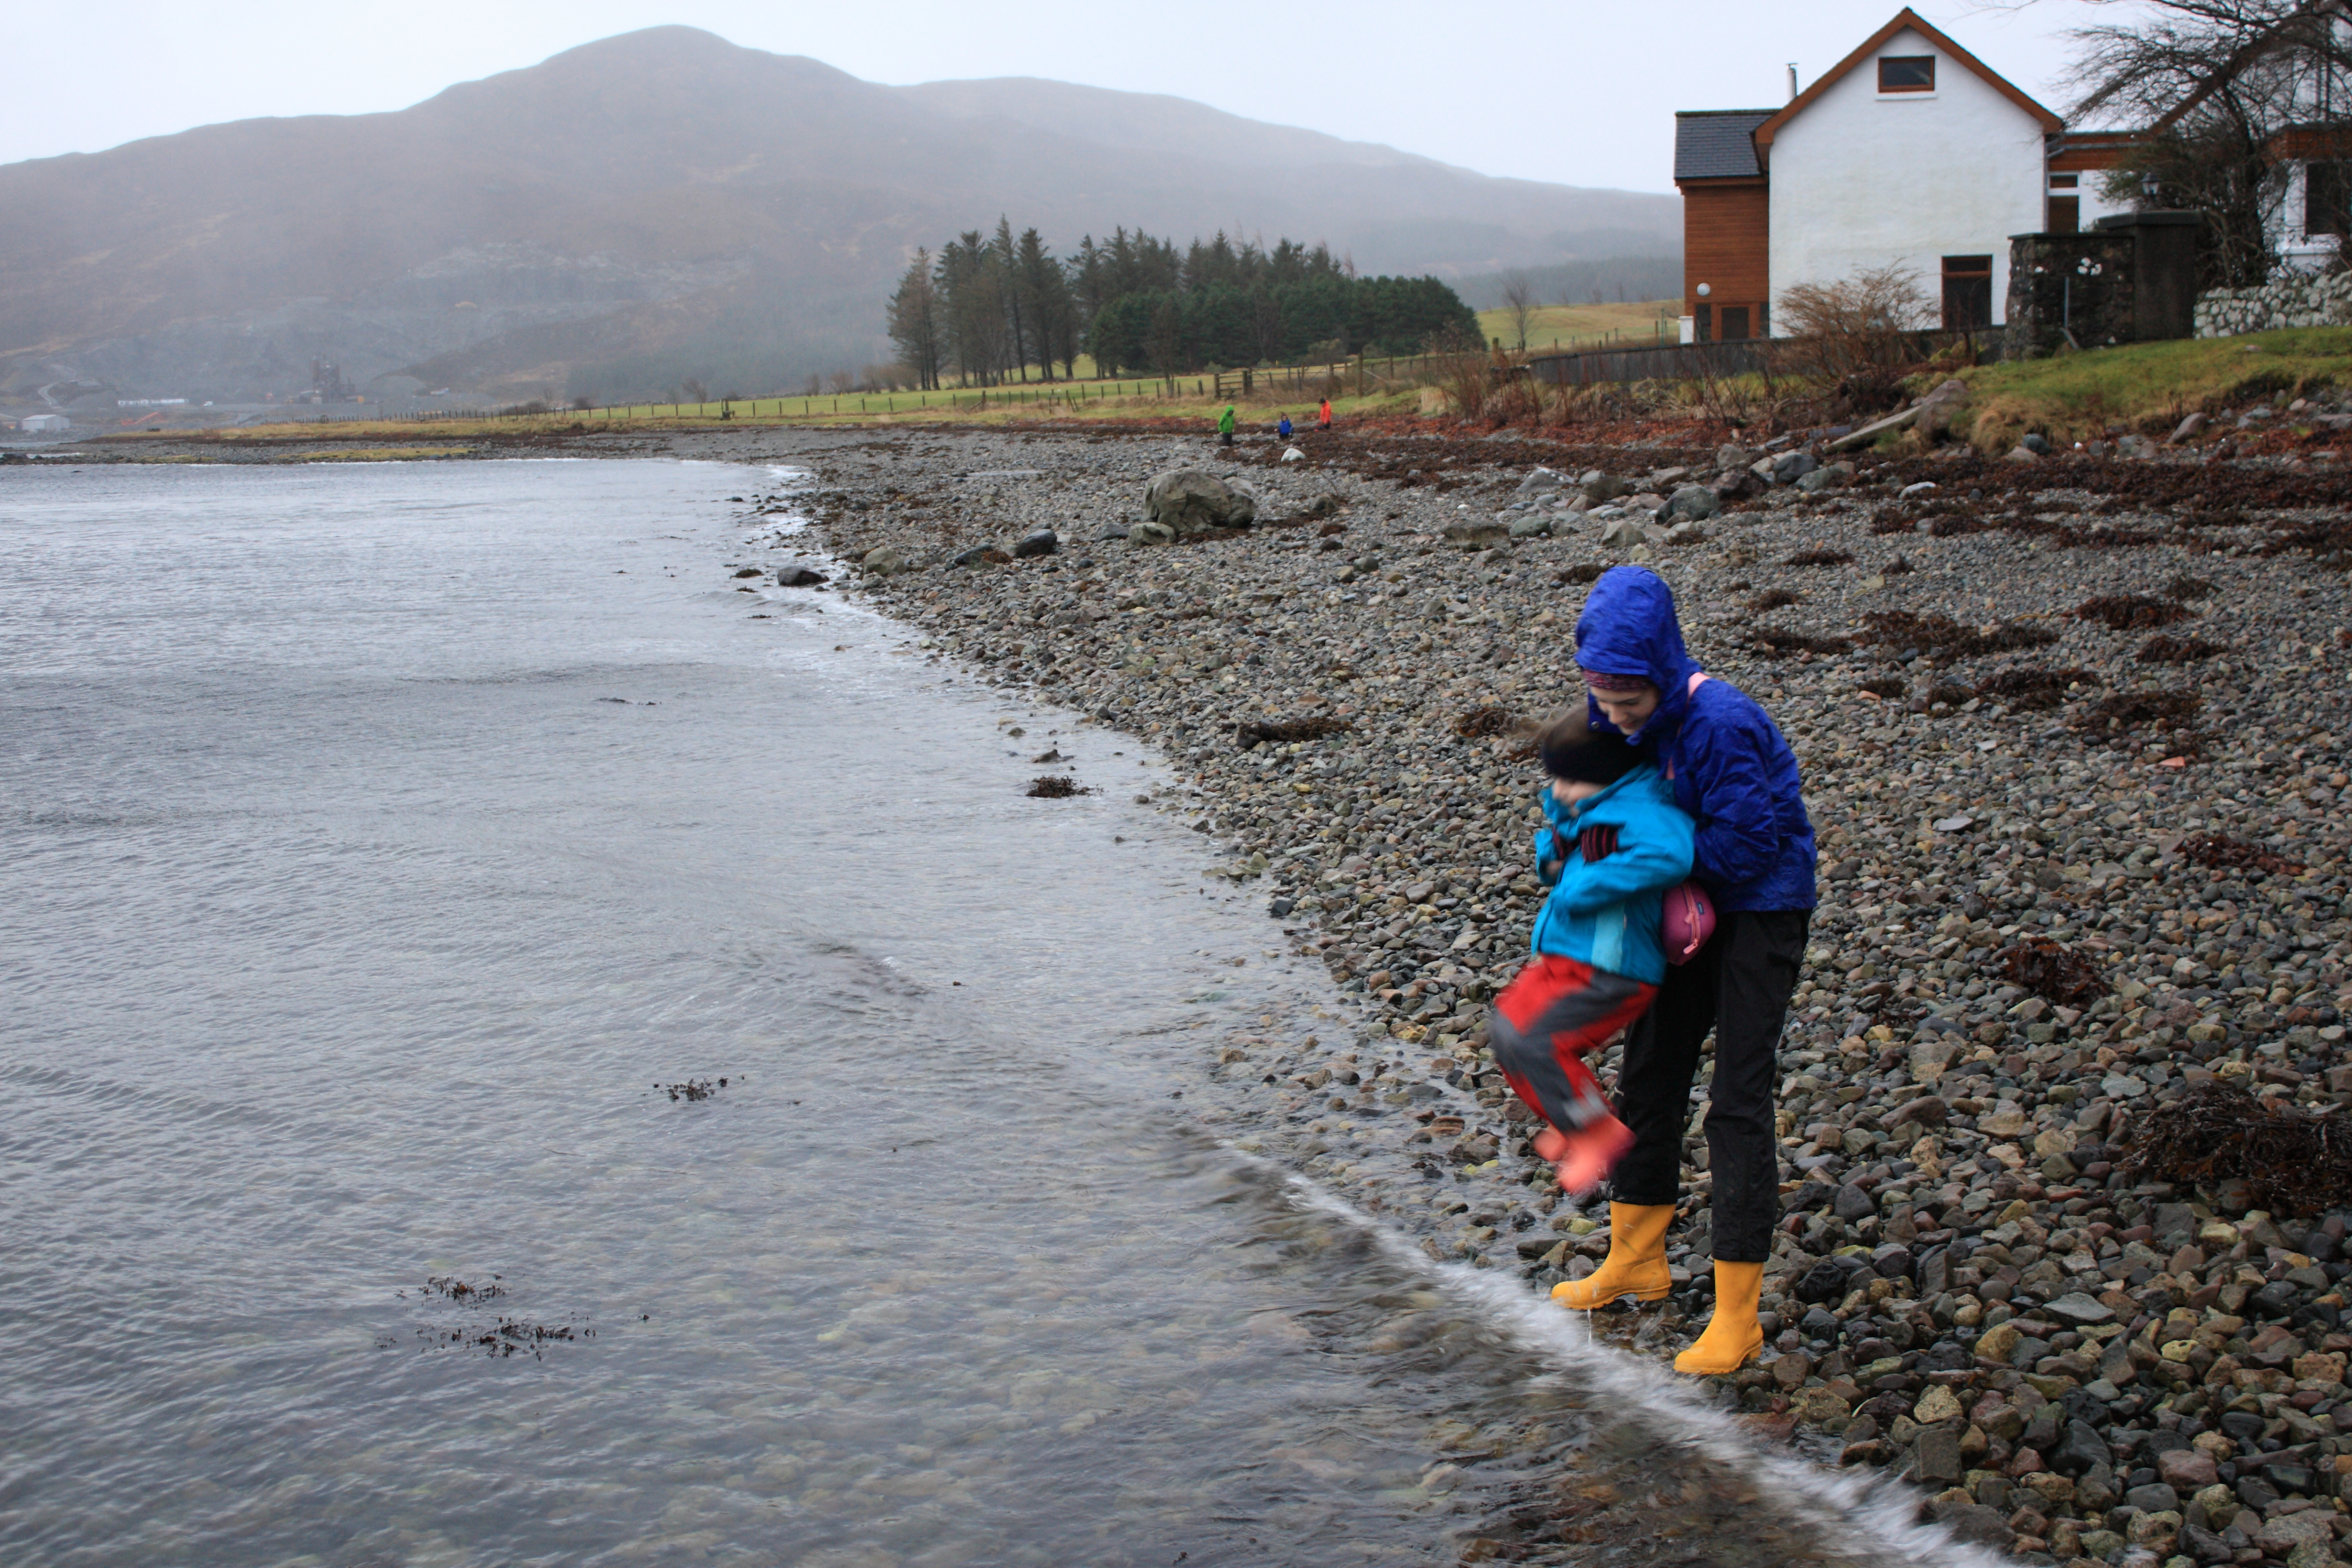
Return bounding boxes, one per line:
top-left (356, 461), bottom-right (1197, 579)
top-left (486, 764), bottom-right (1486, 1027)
top-left (1488, 714), bottom-right (1696, 1194)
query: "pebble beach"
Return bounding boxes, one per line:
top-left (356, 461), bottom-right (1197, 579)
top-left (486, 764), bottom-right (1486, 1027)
top-left (733, 412), bottom-right (2352, 1566)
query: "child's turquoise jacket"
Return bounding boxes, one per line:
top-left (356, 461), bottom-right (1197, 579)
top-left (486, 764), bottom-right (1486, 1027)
top-left (1528, 763), bottom-right (1696, 985)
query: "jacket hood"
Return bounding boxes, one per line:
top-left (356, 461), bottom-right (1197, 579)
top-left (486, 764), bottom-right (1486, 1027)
top-left (1575, 567), bottom-right (1702, 742)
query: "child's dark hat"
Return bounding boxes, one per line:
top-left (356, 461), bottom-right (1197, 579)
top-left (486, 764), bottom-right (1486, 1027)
top-left (1537, 716), bottom-right (1639, 784)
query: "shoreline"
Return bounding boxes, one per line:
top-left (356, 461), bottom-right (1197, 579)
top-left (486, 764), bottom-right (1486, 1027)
top-left (740, 418), bottom-right (2352, 1562)
top-left (37, 416), bottom-right (2352, 1556)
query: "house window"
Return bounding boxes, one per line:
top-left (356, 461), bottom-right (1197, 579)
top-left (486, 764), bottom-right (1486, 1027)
top-left (2309, 162), bottom-right (2352, 237)
top-left (1719, 306), bottom-right (1752, 341)
top-left (1694, 303), bottom-right (1713, 344)
top-left (2049, 173), bottom-right (2079, 189)
top-left (1941, 255), bottom-right (1994, 329)
top-left (1879, 56), bottom-right (1935, 92)
top-left (2049, 195), bottom-right (2081, 233)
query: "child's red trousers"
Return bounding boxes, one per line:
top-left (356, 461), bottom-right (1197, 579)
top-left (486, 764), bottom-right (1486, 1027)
top-left (1487, 955), bottom-right (1657, 1136)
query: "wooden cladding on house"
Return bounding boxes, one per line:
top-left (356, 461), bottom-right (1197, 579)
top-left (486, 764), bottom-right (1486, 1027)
top-left (1681, 180), bottom-right (1769, 315)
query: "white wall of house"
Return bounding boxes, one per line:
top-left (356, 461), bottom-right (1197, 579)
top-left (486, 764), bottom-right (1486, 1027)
top-left (1767, 25), bottom-right (2049, 331)
top-left (2077, 172), bottom-right (2135, 229)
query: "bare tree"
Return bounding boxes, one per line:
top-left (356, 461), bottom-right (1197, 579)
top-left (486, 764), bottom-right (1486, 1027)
top-left (2049, 0), bottom-right (2352, 285)
top-left (680, 378), bottom-right (709, 405)
top-left (1500, 270), bottom-right (1537, 353)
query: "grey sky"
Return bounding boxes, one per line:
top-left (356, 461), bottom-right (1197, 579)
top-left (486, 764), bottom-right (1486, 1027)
top-left (9, 1), bottom-right (2138, 193)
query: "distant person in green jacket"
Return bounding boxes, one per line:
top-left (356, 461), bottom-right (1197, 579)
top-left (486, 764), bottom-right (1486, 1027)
top-left (1217, 405), bottom-right (1235, 447)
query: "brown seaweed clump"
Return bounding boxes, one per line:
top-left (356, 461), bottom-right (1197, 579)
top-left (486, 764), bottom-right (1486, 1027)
top-left (1237, 714), bottom-right (1353, 749)
top-left (2137, 634), bottom-right (2227, 664)
top-left (1450, 707), bottom-right (1521, 739)
top-left (1751, 628), bottom-right (1854, 658)
top-left (1994, 939), bottom-right (2110, 1005)
top-left (2075, 594), bottom-right (2192, 630)
top-left (1027, 775), bottom-right (1093, 797)
top-left (2180, 832), bottom-right (2305, 877)
top-left (2125, 1079), bottom-right (2352, 1217)
top-left (1785, 548), bottom-right (1855, 567)
top-left (1974, 667), bottom-right (2100, 712)
top-left (1857, 611), bottom-right (2057, 659)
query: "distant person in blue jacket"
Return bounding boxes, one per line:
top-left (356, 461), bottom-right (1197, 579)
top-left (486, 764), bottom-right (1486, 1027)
top-left (1551, 565), bottom-right (1816, 1379)
top-left (1278, 413), bottom-right (1293, 439)
top-left (1488, 718), bottom-right (1694, 1197)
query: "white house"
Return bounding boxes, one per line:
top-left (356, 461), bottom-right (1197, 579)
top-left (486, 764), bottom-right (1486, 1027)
top-left (20, 413), bottom-right (70, 433)
top-left (1674, 9), bottom-right (2138, 340)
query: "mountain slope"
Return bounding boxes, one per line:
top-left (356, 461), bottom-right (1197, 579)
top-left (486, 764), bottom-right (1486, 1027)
top-left (0, 26), bottom-right (1677, 402)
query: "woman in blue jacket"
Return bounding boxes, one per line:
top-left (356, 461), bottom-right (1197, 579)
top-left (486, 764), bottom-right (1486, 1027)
top-left (1551, 566), bottom-right (1815, 1377)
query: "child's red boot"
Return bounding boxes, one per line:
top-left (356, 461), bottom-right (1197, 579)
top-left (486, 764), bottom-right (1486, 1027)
top-left (1551, 1112), bottom-right (1634, 1196)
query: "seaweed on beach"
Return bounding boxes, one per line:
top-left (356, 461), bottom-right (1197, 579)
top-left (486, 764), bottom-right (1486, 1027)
top-left (2075, 594), bottom-right (2192, 630)
top-left (1554, 563), bottom-right (1608, 585)
top-left (1993, 939), bottom-right (2111, 1006)
top-left (1451, 706), bottom-right (1522, 739)
top-left (1856, 611), bottom-right (2058, 658)
top-left (2124, 1079), bottom-right (2352, 1217)
top-left (1236, 715), bottom-right (1352, 749)
top-left (657, 1077), bottom-right (731, 1102)
top-left (1747, 589), bottom-right (1801, 612)
top-left (2179, 832), bottom-right (2305, 877)
top-left (1750, 627), bottom-right (1853, 657)
top-left (2072, 688), bottom-right (2201, 732)
top-left (1027, 775), bottom-right (1094, 797)
top-left (2137, 634), bottom-right (2226, 663)
top-left (2165, 573), bottom-right (2215, 600)
top-left (1784, 548), bottom-right (1854, 567)
top-left (1974, 666), bottom-right (2100, 711)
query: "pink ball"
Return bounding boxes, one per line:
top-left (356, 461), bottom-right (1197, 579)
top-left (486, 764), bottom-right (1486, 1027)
top-left (1662, 880), bottom-right (1716, 965)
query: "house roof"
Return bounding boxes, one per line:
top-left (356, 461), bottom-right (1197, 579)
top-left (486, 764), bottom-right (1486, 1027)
top-left (1752, 7), bottom-right (2063, 166)
top-left (1674, 111), bottom-right (1775, 182)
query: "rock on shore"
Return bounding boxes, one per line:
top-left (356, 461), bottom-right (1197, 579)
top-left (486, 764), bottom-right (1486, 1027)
top-left (741, 418), bottom-right (2352, 1561)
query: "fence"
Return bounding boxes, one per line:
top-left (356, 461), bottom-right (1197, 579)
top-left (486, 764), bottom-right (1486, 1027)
top-left (1520, 328), bottom-right (2002, 387)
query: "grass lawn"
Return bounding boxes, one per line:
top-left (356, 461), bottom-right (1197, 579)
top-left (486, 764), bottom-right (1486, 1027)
top-left (1960, 325), bottom-right (2352, 449)
top-left (1478, 300), bottom-right (1681, 355)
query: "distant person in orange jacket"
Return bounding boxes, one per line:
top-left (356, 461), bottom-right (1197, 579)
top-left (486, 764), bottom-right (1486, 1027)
top-left (1318, 399), bottom-right (1333, 429)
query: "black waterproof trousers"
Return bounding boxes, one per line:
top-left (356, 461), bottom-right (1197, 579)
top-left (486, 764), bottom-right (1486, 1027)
top-left (1608, 909), bottom-right (1810, 1264)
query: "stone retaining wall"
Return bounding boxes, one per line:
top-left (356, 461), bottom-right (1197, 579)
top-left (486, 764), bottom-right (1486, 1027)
top-left (2196, 271), bottom-right (2352, 336)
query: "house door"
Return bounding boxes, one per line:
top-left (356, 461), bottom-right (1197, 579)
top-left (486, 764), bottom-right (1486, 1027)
top-left (1942, 256), bottom-right (1994, 329)
top-left (1718, 306), bottom-right (1752, 341)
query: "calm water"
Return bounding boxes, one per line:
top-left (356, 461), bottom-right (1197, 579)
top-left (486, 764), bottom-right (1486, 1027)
top-left (0, 459), bottom-right (1962, 1568)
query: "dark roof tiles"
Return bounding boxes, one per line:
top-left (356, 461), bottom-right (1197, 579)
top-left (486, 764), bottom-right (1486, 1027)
top-left (1675, 110), bottom-right (1774, 181)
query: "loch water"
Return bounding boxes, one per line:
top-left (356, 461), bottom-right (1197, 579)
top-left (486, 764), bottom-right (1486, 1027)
top-left (0, 459), bottom-right (1953, 1568)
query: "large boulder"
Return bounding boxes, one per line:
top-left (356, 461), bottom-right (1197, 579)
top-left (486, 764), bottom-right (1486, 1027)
top-left (1144, 469), bottom-right (1257, 533)
top-left (1912, 378), bottom-right (1973, 445)
top-left (1579, 471), bottom-right (1631, 503)
top-left (1663, 484), bottom-right (1721, 522)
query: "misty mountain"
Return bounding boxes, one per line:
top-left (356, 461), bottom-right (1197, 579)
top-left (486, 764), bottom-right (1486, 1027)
top-left (0, 26), bottom-right (1677, 403)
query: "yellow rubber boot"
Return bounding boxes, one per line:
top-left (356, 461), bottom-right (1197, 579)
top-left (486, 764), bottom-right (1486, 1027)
top-left (1674, 1261), bottom-right (1765, 1375)
top-left (1549, 1202), bottom-right (1673, 1309)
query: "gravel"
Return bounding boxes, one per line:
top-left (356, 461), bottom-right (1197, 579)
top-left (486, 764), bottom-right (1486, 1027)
top-left (720, 413), bottom-right (2352, 1562)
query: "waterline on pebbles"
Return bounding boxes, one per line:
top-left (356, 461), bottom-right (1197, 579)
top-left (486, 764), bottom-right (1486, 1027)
top-left (1269, 1162), bottom-right (2013, 1568)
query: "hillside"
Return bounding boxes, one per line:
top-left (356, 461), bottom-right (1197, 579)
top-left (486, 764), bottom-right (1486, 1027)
top-left (0, 26), bottom-right (1677, 403)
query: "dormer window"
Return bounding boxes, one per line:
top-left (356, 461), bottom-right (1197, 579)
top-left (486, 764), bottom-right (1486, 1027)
top-left (1879, 55), bottom-right (1936, 92)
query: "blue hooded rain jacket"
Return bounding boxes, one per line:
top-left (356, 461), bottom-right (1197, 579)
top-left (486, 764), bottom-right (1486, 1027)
top-left (1573, 566), bottom-right (1817, 913)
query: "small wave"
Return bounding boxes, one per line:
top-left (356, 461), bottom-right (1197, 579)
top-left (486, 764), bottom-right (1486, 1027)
top-left (1263, 1163), bottom-right (2010, 1568)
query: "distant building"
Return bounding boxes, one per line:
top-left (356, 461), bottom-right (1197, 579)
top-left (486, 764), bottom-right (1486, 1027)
top-left (1673, 7), bottom-right (2137, 341)
top-left (21, 413), bottom-right (70, 432)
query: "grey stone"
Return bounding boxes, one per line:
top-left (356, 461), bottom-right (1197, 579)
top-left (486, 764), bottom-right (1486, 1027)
top-left (1580, 472), bottom-right (1630, 503)
top-left (1144, 469), bottom-right (1256, 533)
top-left (1598, 515), bottom-right (1648, 549)
top-left (2125, 1482), bottom-right (2180, 1514)
top-left (1010, 527), bottom-right (1058, 558)
top-left (1128, 520), bottom-right (1178, 546)
top-left (861, 545), bottom-right (910, 575)
top-left (1515, 468), bottom-right (1563, 494)
top-left (1664, 484), bottom-right (1721, 522)
top-left (1832, 1183), bottom-right (1875, 1222)
top-left (1915, 1425), bottom-right (1964, 1486)
top-left (2051, 1419), bottom-right (2113, 1478)
top-left (1713, 443), bottom-right (1755, 473)
top-left (1771, 450), bottom-right (1819, 482)
top-left (1507, 515), bottom-right (1553, 540)
top-left (2043, 1292), bottom-right (2116, 1326)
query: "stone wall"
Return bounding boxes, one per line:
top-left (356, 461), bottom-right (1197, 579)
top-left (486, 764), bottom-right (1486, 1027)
top-left (2195, 270), bottom-right (2352, 336)
top-left (2005, 233), bottom-right (2138, 360)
